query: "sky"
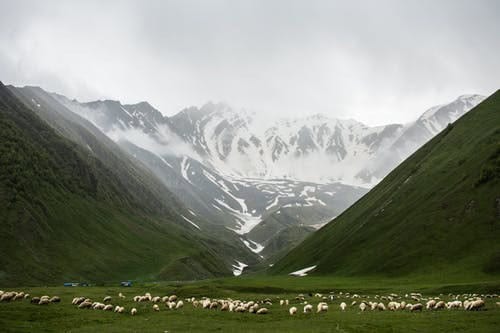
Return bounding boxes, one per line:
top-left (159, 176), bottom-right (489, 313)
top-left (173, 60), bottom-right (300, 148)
top-left (0, 0), bottom-right (499, 126)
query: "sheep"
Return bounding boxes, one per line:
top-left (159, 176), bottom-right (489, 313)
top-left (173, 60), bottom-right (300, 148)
top-left (153, 304), bottom-right (160, 312)
top-left (340, 302), bottom-right (347, 311)
top-left (285, 299), bottom-right (289, 306)
top-left (316, 302), bottom-right (328, 313)
top-left (78, 301), bottom-right (93, 309)
top-left (377, 303), bottom-right (386, 311)
top-left (388, 301), bottom-right (399, 311)
top-left (168, 295), bottom-right (178, 302)
top-left (399, 301), bottom-right (406, 310)
top-left (117, 306), bottom-right (125, 314)
top-left (118, 292), bottom-right (125, 299)
top-left (351, 301), bottom-right (357, 306)
top-left (220, 303), bottom-right (229, 311)
top-left (0, 292), bottom-right (14, 302)
top-left (49, 296), bottom-right (61, 303)
top-left (359, 302), bottom-right (367, 311)
top-left (466, 299), bottom-right (485, 311)
top-left (133, 296), bottom-right (141, 302)
top-left (303, 304), bottom-right (313, 313)
top-left (426, 300), bottom-right (436, 310)
top-left (131, 308), bottom-right (137, 316)
top-left (289, 306), bottom-right (298, 315)
top-left (31, 297), bottom-right (41, 304)
top-left (24, 294), bottom-right (30, 299)
top-left (256, 308), bottom-right (268, 314)
top-left (94, 303), bottom-right (105, 310)
top-left (103, 304), bottom-right (113, 311)
top-left (410, 303), bottom-right (423, 312)
top-left (103, 296), bottom-right (112, 303)
top-left (280, 299), bottom-right (285, 306)
top-left (114, 305), bottom-right (121, 312)
top-left (447, 301), bottom-right (462, 309)
top-left (38, 298), bottom-right (50, 305)
top-left (152, 296), bottom-right (161, 303)
top-left (175, 300), bottom-right (184, 309)
top-left (13, 292), bottom-right (25, 301)
top-left (434, 301), bottom-right (445, 310)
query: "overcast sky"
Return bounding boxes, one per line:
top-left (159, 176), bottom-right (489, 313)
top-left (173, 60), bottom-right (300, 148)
top-left (0, 0), bottom-right (499, 125)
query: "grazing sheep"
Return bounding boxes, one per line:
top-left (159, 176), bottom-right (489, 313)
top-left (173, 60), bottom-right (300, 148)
top-left (0, 292), bottom-right (14, 302)
top-left (377, 303), bottom-right (386, 311)
top-left (118, 293), bottom-right (125, 299)
top-left (351, 301), bottom-right (357, 306)
top-left (133, 296), bottom-right (140, 302)
top-left (256, 308), bottom-right (268, 314)
top-left (289, 306), bottom-right (298, 315)
top-left (114, 305), bottom-right (121, 312)
top-left (31, 297), bottom-right (41, 304)
top-left (103, 304), bottom-right (113, 311)
top-left (303, 304), bottom-right (313, 313)
top-left (426, 300), bottom-right (436, 310)
top-left (447, 301), bottom-right (462, 309)
top-left (285, 299), bottom-right (289, 306)
top-left (316, 302), bottom-right (328, 313)
top-left (434, 301), bottom-right (445, 310)
top-left (359, 303), bottom-right (367, 312)
top-left (466, 299), bottom-right (485, 311)
top-left (340, 302), bottom-right (347, 311)
top-left (24, 294), bottom-right (30, 299)
top-left (103, 296), bottom-right (112, 303)
top-left (400, 301), bottom-right (406, 310)
top-left (153, 304), bottom-right (160, 312)
top-left (94, 303), bottom-right (105, 310)
top-left (388, 302), bottom-right (399, 311)
top-left (50, 296), bottom-right (61, 303)
top-left (152, 296), bottom-right (161, 303)
top-left (176, 300), bottom-right (184, 309)
top-left (168, 295), bottom-right (178, 302)
top-left (131, 308), bottom-right (137, 316)
top-left (38, 298), bottom-right (50, 305)
top-left (117, 306), bottom-right (125, 314)
top-left (410, 303), bottom-right (423, 312)
top-left (78, 301), bottom-right (92, 309)
top-left (279, 300), bottom-right (284, 306)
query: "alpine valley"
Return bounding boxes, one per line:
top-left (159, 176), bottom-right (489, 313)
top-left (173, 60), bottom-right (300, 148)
top-left (1, 82), bottom-right (486, 282)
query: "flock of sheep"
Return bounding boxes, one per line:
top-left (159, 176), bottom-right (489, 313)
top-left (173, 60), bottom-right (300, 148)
top-left (1, 289), bottom-right (498, 318)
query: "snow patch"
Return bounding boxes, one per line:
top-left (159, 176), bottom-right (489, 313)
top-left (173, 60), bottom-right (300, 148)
top-left (289, 265), bottom-right (317, 277)
top-left (232, 260), bottom-right (248, 276)
top-left (181, 215), bottom-right (201, 230)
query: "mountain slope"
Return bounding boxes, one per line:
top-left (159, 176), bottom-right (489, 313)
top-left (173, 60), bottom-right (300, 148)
top-left (0, 81), bottom-right (244, 286)
top-left (271, 91), bottom-right (500, 278)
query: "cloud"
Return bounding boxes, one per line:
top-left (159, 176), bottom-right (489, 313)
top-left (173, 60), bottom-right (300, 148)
top-left (1, 0), bottom-right (499, 125)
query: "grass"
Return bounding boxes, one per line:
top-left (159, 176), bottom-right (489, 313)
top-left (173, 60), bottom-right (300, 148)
top-left (1, 277), bottom-right (499, 332)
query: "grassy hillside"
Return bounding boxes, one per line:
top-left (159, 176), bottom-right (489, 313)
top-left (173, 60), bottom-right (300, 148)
top-left (0, 82), bottom-right (234, 286)
top-left (271, 90), bottom-right (500, 279)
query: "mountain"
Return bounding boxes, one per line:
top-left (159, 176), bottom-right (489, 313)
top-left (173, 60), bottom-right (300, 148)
top-left (0, 82), bottom-right (258, 286)
top-left (270, 91), bottom-right (500, 278)
top-left (51, 91), bottom-right (484, 262)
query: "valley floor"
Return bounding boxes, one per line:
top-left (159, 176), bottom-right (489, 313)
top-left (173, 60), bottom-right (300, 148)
top-left (1, 276), bottom-right (499, 332)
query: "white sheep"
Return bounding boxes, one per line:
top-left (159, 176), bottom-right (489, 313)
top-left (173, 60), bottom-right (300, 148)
top-left (316, 302), bottom-right (328, 313)
top-left (426, 300), bottom-right (436, 310)
top-left (103, 304), bottom-right (113, 311)
top-left (410, 303), bottom-right (423, 312)
top-left (359, 303), bottom-right (367, 311)
top-left (131, 308), bottom-right (137, 316)
top-left (256, 307), bottom-right (268, 314)
top-left (118, 292), bottom-right (125, 299)
top-left (175, 300), bottom-right (184, 309)
top-left (153, 304), bottom-right (160, 311)
top-left (103, 296), bottom-right (112, 303)
top-left (377, 303), bottom-right (386, 311)
top-left (169, 295), bottom-right (178, 302)
top-left (152, 296), bottom-right (161, 303)
top-left (289, 306), bottom-right (297, 315)
top-left (303, 304), bottom-right (313, 313)
top-left (466, 299), bottom-right (485, 311)
top-left (340, 302), bottom-right (347, 311)
top-left (434, 301), bottom-right (445, 310)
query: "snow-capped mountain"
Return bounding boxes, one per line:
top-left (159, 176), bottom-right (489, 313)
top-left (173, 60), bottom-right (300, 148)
top-left (53, 93), bottom-right (484, 258)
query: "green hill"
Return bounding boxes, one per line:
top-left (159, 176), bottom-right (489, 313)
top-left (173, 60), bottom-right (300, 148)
top-left (0, 82), bottom-right (238, 286)
top-left (271, 90), bottom-right (500, 280)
